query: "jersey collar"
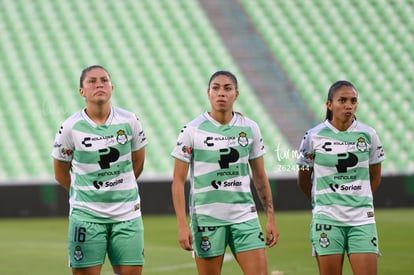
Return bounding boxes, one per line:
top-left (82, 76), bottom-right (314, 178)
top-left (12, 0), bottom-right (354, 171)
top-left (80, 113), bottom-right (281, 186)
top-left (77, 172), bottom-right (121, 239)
top-left (324, 119), bottom-right (358, 133)
top-left (204, 111), bottom-right (238, 127)
top-left (81, 106), bottom-right (114, 128)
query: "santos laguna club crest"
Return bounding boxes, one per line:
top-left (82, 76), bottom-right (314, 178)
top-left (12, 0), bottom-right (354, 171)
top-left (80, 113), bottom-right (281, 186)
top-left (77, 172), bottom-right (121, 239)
top-left (200, 236), bottom-right (211, 251)
top-left (319, 233), bottom-right (330, 248)
top-left (116, 129), bottom-right (128, 145)
top-left (73, 245), bottom-right (84, 261)
top-left (356, 137), bottom-right (367, 152)
top-left (238, 132), bottom-right (248, 147)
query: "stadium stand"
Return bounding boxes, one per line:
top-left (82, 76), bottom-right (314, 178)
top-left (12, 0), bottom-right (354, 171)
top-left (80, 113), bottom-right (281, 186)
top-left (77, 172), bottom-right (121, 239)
top-left (0, 0), bottom-right (291, 181)
top-left (0, 0), bottom-right (412, 182)
top-left (240, 0), bottom-right (413, 173)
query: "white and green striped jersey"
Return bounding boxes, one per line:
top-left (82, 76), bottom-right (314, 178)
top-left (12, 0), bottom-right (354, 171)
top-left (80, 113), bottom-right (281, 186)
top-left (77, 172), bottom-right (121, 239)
top-left (171, 112), bottom-right (265, 226)
top-left (297, 120), bottom-right (385, 226)
top-left (52, 107), bottom-right (147, 222)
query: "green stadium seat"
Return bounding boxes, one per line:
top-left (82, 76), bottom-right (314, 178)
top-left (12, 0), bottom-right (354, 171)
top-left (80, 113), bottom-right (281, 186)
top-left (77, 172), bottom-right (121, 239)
top-left (0, 0), bottom-right (412, 179)
top-left (240, 0), bottom-right (413, 173)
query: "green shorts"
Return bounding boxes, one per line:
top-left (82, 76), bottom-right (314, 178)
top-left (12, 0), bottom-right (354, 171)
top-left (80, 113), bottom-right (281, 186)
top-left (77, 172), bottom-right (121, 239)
top-left (191, 218), bottom-right (265, 258)
top-left (68, 216), bottom-right (144, 268)
top-left (310, 221), bottom-right (379, 256)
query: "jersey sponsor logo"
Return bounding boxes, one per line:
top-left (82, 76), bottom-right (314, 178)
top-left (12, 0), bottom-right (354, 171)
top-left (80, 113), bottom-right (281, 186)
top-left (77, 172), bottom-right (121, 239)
top-left (258, 231), bottom-right (264, 242)
top-left (211, 179), bottom-right (242, 189)
top-left (204, 137), bottom-right (214, 147)
top-left (81, 135), bottom-right (115, 148)
top-left (97, 170), bottom-right (120, 177)
top-left (336, 152), bottom-right (358, 173)
top-left (98, 147), bottom-right (120, 169)
top-left (203, 135), bottom-right (240, 147)
top-left (322, 142), bottom-right (332, 151)
top-left (218, 147), bottom-right (239, 169)
top-left (216, 171), bottom-right (239, 176)
top-left (333, 175), bottom-right (356, 180)
top-left (82, 137), bottom-right (92, 147)
top-left (329, 183), bottom-right (362, 192)
top-left (371, 237), bottom-right (377, 247)
top-left (93, 178), bottom-right (124, 189)
top-left (323, 138), bottom-right (368, 152)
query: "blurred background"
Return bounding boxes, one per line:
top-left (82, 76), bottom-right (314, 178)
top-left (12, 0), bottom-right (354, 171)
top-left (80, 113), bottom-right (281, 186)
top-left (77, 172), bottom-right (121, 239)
top-left (0, 0), bottom-right (413, 216)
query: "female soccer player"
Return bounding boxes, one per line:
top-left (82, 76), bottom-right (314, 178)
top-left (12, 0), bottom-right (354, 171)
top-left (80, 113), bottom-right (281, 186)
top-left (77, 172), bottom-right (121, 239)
top-left (297, 80), bottom-right (385, 275)
top-left (52, 65), bottom-right (147, 275)
top-left (171, 70), bottom-right (279, 275)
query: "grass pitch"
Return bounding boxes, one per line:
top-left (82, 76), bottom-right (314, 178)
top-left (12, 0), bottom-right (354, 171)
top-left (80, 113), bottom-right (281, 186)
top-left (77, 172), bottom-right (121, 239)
top-left (0, 208), bottom-right (412, 274)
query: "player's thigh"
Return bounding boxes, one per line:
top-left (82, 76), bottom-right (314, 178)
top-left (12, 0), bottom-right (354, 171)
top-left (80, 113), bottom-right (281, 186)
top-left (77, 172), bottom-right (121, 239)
top-left (68, 217), bottom-right (108, 269)
top-left (108, 217), bottom-right (145, 266)
top-left (229, 218), bottom-right (266, 254)
top-left (234, 248), bottom-right (268, 275)
top-left (112, 264), bottom-right (143, 275)
top-left (310, 221), bottom-right (347, 256)
top-left (349, 253), bottom-right (378, 275)
top-left (347, 224), bottom-right (379, 275)
top-left (191, 220), bottom-right (228, 258)
top-left (317, 254), bottom-right (345, 275)
top-left (72, 265), bottom-right (102, 275)
top-left (194, 254), bottom-right (224, 275)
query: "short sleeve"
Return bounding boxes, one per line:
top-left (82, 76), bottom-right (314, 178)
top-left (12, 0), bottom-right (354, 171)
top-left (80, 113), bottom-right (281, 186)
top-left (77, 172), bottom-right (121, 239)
top-left (131, 116), bottom-right (147, 152)
top-left (171, 125), bottom-right (193, 163)
top-left (297, 131), bottom-right (314, 167)
top-left (248, 121), bottom-right (266, 160)
top-left (51, 122), bottom-right (74, 162)
top-left (369, 131), bottom-right (385, 164)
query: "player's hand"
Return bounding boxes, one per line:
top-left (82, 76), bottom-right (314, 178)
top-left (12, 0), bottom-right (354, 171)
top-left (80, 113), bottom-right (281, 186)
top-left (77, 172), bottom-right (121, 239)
top-left (265, 221), bottom-right (279, 247)
top-left (178, 225), bottom-right (193, 251)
